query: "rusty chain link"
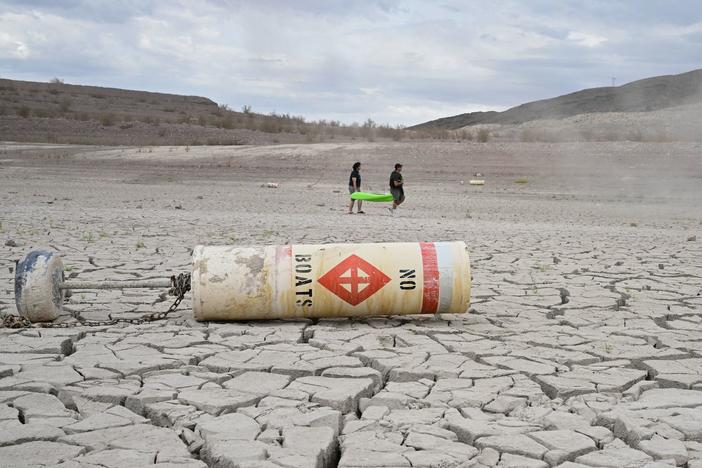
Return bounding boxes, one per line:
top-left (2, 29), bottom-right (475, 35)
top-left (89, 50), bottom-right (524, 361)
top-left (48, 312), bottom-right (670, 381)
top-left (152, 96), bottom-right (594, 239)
top-left (2, 273), bottom-right (191, 329)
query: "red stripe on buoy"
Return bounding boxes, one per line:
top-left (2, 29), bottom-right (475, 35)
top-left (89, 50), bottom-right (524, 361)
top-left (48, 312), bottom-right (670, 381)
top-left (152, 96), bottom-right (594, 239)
top-left (420, 242), bottom-right (439, 314)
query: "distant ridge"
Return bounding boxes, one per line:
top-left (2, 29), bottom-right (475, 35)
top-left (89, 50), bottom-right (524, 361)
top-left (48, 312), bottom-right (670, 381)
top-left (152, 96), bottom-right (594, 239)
top-left (0, 78), bottom-right (218, 120)
top-left (0, 78), bottom-right (403, 145)
top-left (410, 68), bottom-right (702, 130)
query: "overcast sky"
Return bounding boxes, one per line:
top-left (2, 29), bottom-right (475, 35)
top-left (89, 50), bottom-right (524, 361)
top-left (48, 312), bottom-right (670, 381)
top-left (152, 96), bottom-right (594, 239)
top-left (1, 1), bottom-right (700, 125)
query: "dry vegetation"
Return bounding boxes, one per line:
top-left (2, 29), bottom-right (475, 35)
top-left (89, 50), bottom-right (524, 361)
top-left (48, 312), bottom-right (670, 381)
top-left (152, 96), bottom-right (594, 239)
top-left (0, 78), bottom-right (426, 146)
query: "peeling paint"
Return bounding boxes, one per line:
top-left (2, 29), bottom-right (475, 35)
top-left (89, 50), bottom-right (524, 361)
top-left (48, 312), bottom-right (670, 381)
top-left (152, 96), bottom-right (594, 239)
top-left (192, 242), bottom-right (471, 321)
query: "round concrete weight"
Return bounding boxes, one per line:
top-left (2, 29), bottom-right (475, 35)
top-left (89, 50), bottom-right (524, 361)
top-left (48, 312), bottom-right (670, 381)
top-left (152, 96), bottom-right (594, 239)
top-left (14, 250), bottom-right (65, 322)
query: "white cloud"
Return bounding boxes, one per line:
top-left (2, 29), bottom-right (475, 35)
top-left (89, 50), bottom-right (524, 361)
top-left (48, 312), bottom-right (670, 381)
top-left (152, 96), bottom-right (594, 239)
top-left (567, 31), bottom-right (607, 48)
top-left (0, 33), bottom-right (30, 59)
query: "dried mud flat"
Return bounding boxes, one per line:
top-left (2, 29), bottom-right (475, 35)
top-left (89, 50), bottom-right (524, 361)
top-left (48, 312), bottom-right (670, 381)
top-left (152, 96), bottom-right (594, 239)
top-left (0, 140), bottom-right (701, 468)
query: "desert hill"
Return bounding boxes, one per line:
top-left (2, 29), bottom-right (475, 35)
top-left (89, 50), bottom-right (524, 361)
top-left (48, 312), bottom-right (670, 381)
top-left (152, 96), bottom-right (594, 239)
top-left (411, 68), bottom-right (702, 130)
top-left (0, 78), bottom-right (402, 145)
top-left (0, 78), bottom-right (218, 122)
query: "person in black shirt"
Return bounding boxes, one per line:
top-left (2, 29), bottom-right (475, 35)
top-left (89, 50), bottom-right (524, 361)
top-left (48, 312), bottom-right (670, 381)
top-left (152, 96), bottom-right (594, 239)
top-left (348, 162), bottom-right (365, 214)
top-left (388, 163), bottom-right (404, 215)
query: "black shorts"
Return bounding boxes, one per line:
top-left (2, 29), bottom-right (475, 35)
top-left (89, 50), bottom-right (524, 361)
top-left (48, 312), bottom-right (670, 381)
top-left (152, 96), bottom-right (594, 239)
top-left (390, 188), bottom-right (404, 202)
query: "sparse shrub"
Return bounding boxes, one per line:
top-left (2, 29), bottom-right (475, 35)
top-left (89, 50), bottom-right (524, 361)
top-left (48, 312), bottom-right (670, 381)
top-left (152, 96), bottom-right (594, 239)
top-left (259, 117), bottom-right (282, 133)
top-left (305, 131), bottom-right (317, 143)
top-left (198, 115), bottom-right (208, 126)
top-left (49, 77), bottom-right (64, 84)
top-left (477, 129), bottom-right (490, 142)
top-left (220, 113), bottom-right (234, 129)
top-left (59, 97), bottom-right (71, 113)
top-left (100, 113), bottom-right (116, 126)
top-left (514, 177), bottom-right (529, 184)
top-left (360, 118), bottom-right (376, 141)
top-left (142, 116), bottom-right (160, 125)
top-left (16, 106), bottom-right (30, 118)
top-left (34, 108), bottom-right (56, 118)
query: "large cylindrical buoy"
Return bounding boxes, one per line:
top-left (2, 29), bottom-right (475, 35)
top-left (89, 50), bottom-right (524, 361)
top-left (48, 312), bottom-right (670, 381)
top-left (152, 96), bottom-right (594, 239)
top-left (192, 241), bottom-right (470, 321)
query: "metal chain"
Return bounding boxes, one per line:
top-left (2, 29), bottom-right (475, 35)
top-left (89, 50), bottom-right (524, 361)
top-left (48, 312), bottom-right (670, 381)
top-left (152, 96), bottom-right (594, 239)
top-left (2, 273), bottom-right (191, 329)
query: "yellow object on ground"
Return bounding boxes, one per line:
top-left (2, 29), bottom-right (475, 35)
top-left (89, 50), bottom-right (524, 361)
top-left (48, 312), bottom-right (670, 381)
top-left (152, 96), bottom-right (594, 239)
top-left (192, 241), bottom-right (471, 320)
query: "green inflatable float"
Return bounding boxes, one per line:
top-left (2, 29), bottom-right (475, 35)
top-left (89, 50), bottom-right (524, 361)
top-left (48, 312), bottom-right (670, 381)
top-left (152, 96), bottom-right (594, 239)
top-left (350, 192), bottom-right (394, 202)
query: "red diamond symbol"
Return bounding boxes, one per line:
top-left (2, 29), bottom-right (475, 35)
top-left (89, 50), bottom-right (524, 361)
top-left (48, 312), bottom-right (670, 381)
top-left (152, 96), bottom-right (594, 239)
top-left (318, 254), bottom-right (391, 306)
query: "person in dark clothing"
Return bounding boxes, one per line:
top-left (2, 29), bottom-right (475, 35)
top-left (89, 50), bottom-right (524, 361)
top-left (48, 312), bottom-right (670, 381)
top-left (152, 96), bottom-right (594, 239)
top-left (348, 162), bottom-right (365, 214)
top-left (388, 163), bottom-right (404, 215)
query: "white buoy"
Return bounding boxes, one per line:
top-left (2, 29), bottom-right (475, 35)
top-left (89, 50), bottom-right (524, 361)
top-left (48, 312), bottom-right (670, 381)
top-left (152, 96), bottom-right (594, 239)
top-left (192, 241), bottom-right (471, 321)
top-left (14, 250), bottom-right (65, 322)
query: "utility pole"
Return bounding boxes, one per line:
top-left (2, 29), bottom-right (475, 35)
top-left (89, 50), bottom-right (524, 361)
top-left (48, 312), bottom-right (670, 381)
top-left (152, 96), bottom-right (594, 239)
top-left (611, 77), bottom-right (616, 87)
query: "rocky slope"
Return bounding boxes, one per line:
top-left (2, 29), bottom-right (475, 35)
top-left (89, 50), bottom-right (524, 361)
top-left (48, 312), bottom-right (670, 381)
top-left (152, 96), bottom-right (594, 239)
top-left (411, 69), bottom-right (702, 131)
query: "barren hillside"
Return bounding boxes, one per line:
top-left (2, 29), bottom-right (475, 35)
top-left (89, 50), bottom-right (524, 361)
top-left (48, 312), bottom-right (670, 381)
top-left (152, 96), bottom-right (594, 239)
top-left (412, 68), bottom-right (702, 131)
top-left (0, 79), bottom-right (403, 145)
top-left (465, 102), bottom-right (702, 143)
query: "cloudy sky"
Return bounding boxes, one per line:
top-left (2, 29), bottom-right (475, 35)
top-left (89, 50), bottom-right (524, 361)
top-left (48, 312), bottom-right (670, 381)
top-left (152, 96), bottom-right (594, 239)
top-left (1, 1), bottom-right (700, 125)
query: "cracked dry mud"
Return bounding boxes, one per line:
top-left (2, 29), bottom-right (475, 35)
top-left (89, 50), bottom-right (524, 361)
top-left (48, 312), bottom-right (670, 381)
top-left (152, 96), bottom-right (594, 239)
top-left (1, 141), bottom-right (701, 468)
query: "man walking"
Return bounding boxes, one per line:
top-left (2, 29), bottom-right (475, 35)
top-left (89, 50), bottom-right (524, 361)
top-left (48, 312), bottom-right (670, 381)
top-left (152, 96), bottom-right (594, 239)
top-left (348, 162), bottom-right (364, 214)
top-left (388, 163), bottom-right (404, 215)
